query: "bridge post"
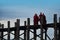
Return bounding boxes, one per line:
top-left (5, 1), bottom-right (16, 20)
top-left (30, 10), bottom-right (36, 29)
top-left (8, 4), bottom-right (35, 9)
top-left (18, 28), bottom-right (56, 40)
top-left (8, 21), bottom-right (10, 40)
top-left (14, 22), bottom-right (17, 40)
top-left (16, 19), bottom-right (20, 40)
top-left (34, 26), bottom-right (36, 40)
top-left (27, 18), bottom-right (30, 40)
top-left (59, 17), bottom-right (60, 23)
top-left (0, 23), bottom-right (1, 40)
top-left (58, 17), bottom-right (60, 40)
top-left (0, 23), bottom-right (2, 40)
top-left (54, 14), bottom-right (57, 40)
top-left (24, 21), bottom-right (26, 40)
top-left (34, 23), bottom-right (37, 40)
top-left (14, 19), bottom-right (20, 40)
top-left (45, 29), bottom-right (47, 40)
top-left (1, 24), bottom-right (4, 40)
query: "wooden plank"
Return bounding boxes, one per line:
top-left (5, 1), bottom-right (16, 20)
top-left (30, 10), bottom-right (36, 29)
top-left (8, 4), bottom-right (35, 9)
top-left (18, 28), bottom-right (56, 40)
top-left (0, 23), bottom-right (59, 32)
top-left (8, 21), bottom-right (10, 40)
top-left (54, 14), bottom-right (57, 40)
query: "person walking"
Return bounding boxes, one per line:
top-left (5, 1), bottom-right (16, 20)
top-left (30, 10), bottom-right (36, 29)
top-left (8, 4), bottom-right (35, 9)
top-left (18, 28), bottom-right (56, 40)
top-left (33, 13), bottom-right (39, 26)
top-left (33, 13), bottom-right (39, 40)
top-left (39, 12), bottom-right (47, 30)
top-left (39, 12), bottom-right (47, 40)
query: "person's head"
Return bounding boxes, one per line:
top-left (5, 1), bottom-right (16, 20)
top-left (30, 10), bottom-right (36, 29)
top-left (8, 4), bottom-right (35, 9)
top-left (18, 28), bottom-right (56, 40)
top-left (35, 13), bottom-right (37, 16)
top-left (40, 12), bottom-right (43, 15)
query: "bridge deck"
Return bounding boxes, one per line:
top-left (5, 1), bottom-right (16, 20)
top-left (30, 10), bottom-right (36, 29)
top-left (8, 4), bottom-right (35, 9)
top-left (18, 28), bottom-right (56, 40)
top-left (0, 23), bottom-right (60, 32)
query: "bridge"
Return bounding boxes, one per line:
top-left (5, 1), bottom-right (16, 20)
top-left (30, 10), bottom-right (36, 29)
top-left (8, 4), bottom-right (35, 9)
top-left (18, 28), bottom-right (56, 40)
top-left (0, 14), bottom-right (60, 40)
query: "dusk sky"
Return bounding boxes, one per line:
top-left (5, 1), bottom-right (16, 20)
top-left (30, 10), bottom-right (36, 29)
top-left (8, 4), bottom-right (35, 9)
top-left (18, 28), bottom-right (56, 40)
top-left (0, 0), bottom-right (60, 22)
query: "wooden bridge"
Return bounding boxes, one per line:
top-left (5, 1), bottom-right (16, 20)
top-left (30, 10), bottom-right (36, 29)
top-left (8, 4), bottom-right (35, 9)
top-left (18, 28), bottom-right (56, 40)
top-left (0, 14), bottom-right (60, 40)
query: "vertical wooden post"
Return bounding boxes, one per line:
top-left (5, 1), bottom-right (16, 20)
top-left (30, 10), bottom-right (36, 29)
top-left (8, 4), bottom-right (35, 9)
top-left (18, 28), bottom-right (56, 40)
top-left (40, 16), bottom-right (43, 40)
top-left (0, 23), bottom-right (1, 27)
top-left (14, 19), bottom-right (20, 40)
top-left (14, 22), bottom-right (17, 40)
top-left (1, 24), bottom-right (4, 40)
top-left (8, 21), bottom-right (10, 40)
top-left (59, 17), bottom-right (60, 40)
top-left (34, 26), bottom-right (36, 40)
top-left (24, 21), bottom-right (26, 40)
top-left (34, 23), bottom-right (37, 40)
top-left (54, 14), bottom-right (57, 40)
top-left (0, 23), bottom-right (2, 40)
top-left (27, 18), bottom-right (30, 40)
top-left (45, 29), bottom-right (47, 40)
top-left (16, 19), bottom-right (20, 40)
top-left (59, 17), bottom-right (60, 23)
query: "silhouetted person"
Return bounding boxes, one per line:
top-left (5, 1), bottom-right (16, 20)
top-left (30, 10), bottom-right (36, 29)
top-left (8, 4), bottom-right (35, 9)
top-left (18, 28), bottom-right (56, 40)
top-left (43, 13), bottom-right (47, 30)
top-left (39, 12), bottom-right (43, 24)
top-left (33, 13), bottom-right (39, 26)
top-left (39, 12), bottom-right (47, 30)
top-left (33, 13), bottom-right (39, 40)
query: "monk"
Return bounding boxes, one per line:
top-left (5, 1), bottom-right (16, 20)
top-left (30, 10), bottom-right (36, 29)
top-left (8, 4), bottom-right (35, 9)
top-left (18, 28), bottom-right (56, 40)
top-left (39, 12), bottom-right (47, 30)
top-left (33, 13), bottom-right (39, 26)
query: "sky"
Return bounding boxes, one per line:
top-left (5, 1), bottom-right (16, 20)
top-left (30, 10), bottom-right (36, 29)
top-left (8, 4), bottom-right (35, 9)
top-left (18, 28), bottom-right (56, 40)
top-left (0, 0), bottom-right (60, 22)
top-left (0, 0), bottom-right (60, 18)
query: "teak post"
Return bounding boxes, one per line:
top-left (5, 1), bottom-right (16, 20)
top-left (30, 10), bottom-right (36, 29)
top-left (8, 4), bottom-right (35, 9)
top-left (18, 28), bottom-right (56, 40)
top-left (1, 24), bottom-right (4, 40)
top-left (8, 21), bottom-right (10, 40)
top-left (58, 17), bottom-right (60, 40)
top-left (27, 18), bottom-right (30, 40)
top-left (54, 14), bottom-right (57, 40)
top-left (15, 19), bottom-right (20, 40)
top-left (24, 21), bottom-right (26, 40)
